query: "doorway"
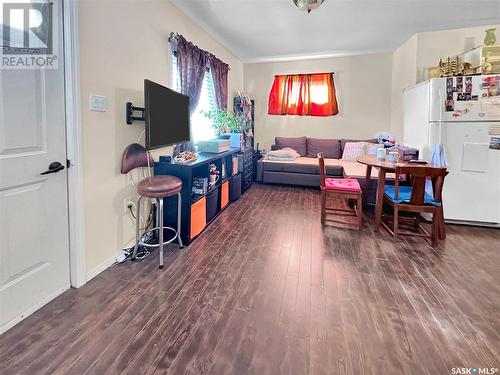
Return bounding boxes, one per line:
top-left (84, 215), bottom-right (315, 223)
top-left (0, 0), bottom-right (81, 334)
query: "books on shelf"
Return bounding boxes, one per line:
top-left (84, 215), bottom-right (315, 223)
top-left (192, 177), bottom-right (208, 195)
top-left (232, 156), bottom-right (239, 176)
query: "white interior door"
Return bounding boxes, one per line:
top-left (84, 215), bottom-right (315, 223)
top-left (0, 0), bottom-right (70, 334)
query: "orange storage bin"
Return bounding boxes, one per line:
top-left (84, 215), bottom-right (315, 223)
top-left (190, 196), bottom-right (206, 239)
top-left (221, 181), bottom-right (229, 209)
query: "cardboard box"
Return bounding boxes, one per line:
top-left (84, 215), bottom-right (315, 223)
top-left (197, 139), bottom-right (230, 153)
top-left (464, 45), bottom-right (500, 74)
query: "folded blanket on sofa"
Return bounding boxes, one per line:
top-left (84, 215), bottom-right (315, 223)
top-left (267, 155), bottom-right (296, 161)
top-left (266, 147), bottom-right (300, 161)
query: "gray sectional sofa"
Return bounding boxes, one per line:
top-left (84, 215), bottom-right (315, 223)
top-left (255, 136), bottom-right (379, 203)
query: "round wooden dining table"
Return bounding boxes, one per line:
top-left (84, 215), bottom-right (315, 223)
top-left (356, 154), bottom-right (446, 238)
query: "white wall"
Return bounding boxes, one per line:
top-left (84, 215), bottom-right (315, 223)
top-left (78, 0), bottom-right (244, 274)
top-left (390, 35), bottom-right (418, 141)
top-left (415, 24), bottom-right (500, 82)
top-left (244, 53), bottom-right (393, 150)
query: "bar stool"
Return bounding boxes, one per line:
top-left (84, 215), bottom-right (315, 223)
top-left (121, 143), bottom-right (184, 269)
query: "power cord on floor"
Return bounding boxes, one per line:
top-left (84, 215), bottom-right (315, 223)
top-left (113, 229), bottom-right (156, 266)
top-left (115, 201), bottom-right (155, 265)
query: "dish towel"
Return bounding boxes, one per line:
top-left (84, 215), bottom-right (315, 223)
top-left (430, 144), bottom-right (447, 167)
top-left (426, 144), bottom-right (448, 197)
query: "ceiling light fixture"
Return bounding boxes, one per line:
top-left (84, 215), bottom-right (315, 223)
top-left (292, 0), bottom-right (325, 14)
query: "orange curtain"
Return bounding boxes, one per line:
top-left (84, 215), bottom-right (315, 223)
top-left (268, 73), bottom-right (338, 116)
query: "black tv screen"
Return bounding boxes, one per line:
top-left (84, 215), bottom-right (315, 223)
top-left (144, 79), bottom-right (190, 150)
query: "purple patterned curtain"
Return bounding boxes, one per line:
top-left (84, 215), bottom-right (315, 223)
top-left (176, 35), bottom-right (207, 114)
top-left (209, 57), bottom-right (229, 109)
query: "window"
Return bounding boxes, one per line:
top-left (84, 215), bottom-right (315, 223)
top-left (268, 73), bottom-right (339, 116)
top-left (171, 52), bottom-right (217, 143)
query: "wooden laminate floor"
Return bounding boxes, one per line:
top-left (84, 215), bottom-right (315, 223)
top-left (1, 184), bottom-right (499, 375)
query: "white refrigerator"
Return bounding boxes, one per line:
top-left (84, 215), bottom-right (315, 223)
top-left (403, 75), bottom-right (500, 226)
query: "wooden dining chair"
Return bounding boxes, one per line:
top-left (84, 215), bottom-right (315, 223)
top-left (318, 152), bottom-right (362, 230)
top-left (381, 165), bottom-right (448, 247)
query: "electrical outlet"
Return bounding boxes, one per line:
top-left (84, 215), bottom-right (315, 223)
top-left (124, 199), bottom-right (135, 214)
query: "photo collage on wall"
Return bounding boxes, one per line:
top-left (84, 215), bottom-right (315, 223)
top-left (445, 76), bottom-right (480, 112)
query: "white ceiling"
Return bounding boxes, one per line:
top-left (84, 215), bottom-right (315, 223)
top-left (170, 0), bottom-right (500, 63)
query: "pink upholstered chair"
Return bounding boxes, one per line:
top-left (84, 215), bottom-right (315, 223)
top-left (121, 143), bottom-right (183, 269)
top-left (318, 152), bottom-right (362, 230)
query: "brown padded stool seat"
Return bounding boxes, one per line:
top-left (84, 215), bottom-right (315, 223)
top-left (137, 176), bottom-right (182, 198)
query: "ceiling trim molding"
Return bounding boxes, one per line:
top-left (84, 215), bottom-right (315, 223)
top-left (242, 47), bottom-right (395, 64)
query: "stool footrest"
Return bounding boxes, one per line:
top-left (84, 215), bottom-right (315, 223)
top-left (139, 226), bottom-right (179, 248)
top-left (132, 190), bottom-right (184, 268)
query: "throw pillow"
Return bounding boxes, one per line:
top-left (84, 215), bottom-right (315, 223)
top-left (342, 142), bottom-right (369, 161)
top-left (275, 136), bottom-right (307, 156)
top-left (306, 138), bottom-right (341, 158)
top-left (340, 138), bottom-right (377, 154)
top-left (266, 147), bottom-right (301, 160)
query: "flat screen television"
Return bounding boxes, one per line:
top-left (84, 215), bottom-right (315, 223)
top-left (144, 79), bottom-right (190, 150)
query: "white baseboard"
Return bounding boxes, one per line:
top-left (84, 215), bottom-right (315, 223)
top-left (86, 251), bottom-right (123, 282)
top-left (0, 285), bottom-right (70, 335)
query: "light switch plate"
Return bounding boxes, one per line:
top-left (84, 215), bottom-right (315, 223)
top-left (90, 95), bottom-right (107, 112)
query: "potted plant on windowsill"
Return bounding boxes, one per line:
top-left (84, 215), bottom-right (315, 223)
top-left (202, 108), bottom-right (245, 149)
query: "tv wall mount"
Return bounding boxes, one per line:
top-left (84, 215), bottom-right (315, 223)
top-left (126, 102), bottom-right (145, 124)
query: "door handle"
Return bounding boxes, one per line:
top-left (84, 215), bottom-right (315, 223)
top-left (41, 161), bottom-right (65, 175)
